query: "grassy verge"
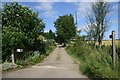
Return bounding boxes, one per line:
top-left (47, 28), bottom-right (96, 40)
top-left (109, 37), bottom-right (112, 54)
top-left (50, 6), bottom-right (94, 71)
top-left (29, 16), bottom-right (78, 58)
top-left (66, 39), bottom-right (118, 79)
top-left (2, 45), bottom-right (56, 71)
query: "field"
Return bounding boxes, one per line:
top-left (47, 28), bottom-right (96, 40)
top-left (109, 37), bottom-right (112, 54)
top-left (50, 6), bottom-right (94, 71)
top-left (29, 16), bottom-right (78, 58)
top-left (95, 40), bottom-right (119, 47)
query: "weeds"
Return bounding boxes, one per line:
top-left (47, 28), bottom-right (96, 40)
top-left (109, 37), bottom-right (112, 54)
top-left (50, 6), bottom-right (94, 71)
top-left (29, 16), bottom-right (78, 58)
top-left (2, 45), bottom-right (56, 71)
top-left (66, 38), bottom-right (118, 78)
top-left (16, 46), bottom-right (56, 67)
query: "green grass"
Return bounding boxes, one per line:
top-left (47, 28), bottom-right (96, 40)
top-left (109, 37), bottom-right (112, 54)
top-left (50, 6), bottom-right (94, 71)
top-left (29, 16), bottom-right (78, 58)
top-left (66, 39), bottom-right (118, 79)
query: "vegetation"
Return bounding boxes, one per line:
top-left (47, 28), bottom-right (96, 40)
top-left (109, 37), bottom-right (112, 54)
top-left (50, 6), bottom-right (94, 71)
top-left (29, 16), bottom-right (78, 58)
top-left (1, 1), bottom-right (119, 79)
top-left (0, 3), bottom-right (2, 64)
top-left (54, 14), bottom-right (76, 46)
top-left (2, 2), bottom-right (56, 69)
top-left (66, 37), bottom-right (118, 78)
top-left (2, 2), bottom-right (46, 62)
top-left (43, 29), bottom-right (55, 40)
top-left (65, 1), bottom-right (118, 79)
top-left (63, 2), bottom-right (118, 78)
top-left (2, 62), bottom-right (18, 71)
top-left (15, 45), bottom-right (55, 67)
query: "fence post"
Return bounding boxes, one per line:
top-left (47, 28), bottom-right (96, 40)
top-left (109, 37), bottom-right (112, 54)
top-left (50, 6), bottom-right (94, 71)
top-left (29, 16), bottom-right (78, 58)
top-left (11, 49), bottom-right (15, 64)
top-left (112, 31), bottom-right (116, 67)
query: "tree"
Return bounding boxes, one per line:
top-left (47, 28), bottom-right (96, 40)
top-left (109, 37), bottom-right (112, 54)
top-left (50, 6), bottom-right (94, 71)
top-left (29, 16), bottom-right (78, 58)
top-left (44, 30), bottom-right (55, 40)
top-left (54, 14), bottom-right (76, 45)
top-left (2, 2), bottom-right (45, 61)
top-left (84, 23), bottom-right (97, 44)
top-left (86, 1), bottom-right (112, 46)
top-left (48, 30), bottom-right (55, 39)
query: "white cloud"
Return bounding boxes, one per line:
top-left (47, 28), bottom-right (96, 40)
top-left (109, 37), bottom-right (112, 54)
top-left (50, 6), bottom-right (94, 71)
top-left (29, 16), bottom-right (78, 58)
top-left (75, 2), bottom-right (117, 29)
top-left (73, 2), bottom-right (92, 30)
top-left (76, 2), bottom-right (92, 18)
top-left (35, 2), bottom-right (57, 18)
top-left (64, 0), bottom-right (96, 2)
top-left (36, 3), bottom-right (54, 10)
top-left (112, 4), bottom-right (118, 14)
top-left (35, 0), bottom-right (59, 2)
top-left (64, 0), bottom-right (119, 2)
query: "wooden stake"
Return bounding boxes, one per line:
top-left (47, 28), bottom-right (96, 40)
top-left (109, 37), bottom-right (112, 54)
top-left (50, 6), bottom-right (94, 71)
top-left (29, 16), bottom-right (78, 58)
top-left (112, 31), bottom-right (116, 67)
top-left (11, 49), bottom-right (15, 64)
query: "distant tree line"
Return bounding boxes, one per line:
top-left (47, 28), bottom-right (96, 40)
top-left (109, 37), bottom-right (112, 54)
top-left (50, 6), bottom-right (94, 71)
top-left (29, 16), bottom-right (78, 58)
top-left (43, 30), bottom-right (55, 40)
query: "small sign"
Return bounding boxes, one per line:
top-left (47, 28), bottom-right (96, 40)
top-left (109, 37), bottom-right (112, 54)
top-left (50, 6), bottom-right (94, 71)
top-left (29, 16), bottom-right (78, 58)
top-left (16, 49), bottom-right (23, 52)
top-left (109, 35), bottom-right (112, 38)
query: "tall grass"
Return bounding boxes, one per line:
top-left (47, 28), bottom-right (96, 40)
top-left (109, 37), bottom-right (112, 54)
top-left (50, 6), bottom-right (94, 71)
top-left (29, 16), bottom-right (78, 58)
top-left (66, 38), bottom-right (118, 79)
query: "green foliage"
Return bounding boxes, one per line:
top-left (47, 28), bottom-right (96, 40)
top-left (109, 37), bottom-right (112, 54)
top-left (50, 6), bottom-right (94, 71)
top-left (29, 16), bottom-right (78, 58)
top-left (16, 52), bottom-right (44, 66)
top-left (16, 45), bottom-right (56, 67)
top-left (35, 35), bottom-right (46, 53)
top-left (2, 26), bottom-right (26, 61)
top-left (66, 38), bottom-right (118, 78)
top-left (44, 30), bottom-right (55, 40)
top-left (2, 2), bottom-right (45, 61)
top-left (2, 62), bottom-right (18, 71)
top-left (54, 14), bottom-right (76, 44)
top-left (117, 45), bottom-right (120, 78)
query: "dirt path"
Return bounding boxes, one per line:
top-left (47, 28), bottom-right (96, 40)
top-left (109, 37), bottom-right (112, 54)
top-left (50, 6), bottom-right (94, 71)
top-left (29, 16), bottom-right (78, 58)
top-left (3, 46), bottom-right (88, 78)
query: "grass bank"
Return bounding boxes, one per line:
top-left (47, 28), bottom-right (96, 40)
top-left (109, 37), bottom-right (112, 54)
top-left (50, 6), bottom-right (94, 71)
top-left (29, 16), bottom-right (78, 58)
top-left (66, 39), bottom-right (118, 79)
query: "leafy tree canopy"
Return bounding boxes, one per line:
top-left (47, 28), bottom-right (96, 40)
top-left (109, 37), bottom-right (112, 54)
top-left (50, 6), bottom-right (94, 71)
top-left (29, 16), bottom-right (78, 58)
top-left (2, 2), bottom-right (45, 61)
top-left (54, 14), bottom-right (76, 44)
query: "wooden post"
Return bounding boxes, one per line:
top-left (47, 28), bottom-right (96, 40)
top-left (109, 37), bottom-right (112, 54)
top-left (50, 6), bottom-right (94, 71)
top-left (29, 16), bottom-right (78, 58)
top-left (112, 31), bottom-right (116, 67)
top-left (11, 49), bottom-right (15, 64)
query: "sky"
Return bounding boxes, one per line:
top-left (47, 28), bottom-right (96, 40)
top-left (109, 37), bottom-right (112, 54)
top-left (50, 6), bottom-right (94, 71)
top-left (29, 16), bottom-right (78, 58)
top-left (1, 0), bottom-right (119, 40)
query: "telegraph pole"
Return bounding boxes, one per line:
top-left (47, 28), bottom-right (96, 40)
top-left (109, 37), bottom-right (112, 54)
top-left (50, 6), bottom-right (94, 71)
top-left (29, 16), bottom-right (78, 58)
top-left (75, 12), bottom-right (78, 26)
top-left (75, 12), bottom-right (78, 35)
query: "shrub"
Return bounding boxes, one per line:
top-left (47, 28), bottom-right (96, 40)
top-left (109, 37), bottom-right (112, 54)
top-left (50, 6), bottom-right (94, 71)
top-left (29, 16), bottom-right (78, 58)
top-left (16, 51), bottom-right (44, 66)
top-left (2, 62), bottom-right (18, 71)
top-left (15, 45), bottom-right (56, 67)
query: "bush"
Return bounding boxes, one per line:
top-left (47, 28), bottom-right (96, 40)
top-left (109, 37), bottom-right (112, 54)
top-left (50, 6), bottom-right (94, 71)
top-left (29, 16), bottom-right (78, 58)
top-left (16, 51), bottom-right (45, 66)
top-left (2, 62), bottom-right (18, 71)
top-left (15, 45), bottom-right (56, 67)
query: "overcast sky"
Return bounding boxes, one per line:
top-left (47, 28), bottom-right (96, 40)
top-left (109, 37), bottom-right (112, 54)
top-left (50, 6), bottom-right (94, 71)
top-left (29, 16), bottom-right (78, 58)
top-left (1, 0), bottom-right (119, 40)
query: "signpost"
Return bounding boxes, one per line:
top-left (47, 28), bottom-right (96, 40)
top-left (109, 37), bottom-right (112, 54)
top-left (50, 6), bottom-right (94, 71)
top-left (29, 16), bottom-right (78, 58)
top-left (109, 31), bottom-right (116, 67)
top-left (11, 48), bottom-right (23, 64)
top-left (112, 31), bottom-right (116, 67)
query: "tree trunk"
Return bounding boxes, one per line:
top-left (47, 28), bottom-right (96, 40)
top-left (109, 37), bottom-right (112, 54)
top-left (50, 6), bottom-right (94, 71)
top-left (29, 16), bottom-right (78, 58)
top-left (98, 39), bottom-right (102, 48)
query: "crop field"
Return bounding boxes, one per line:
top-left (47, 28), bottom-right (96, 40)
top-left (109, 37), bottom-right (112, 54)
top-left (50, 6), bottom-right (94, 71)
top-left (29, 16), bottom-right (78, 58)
top-left (95, 40), bottom-right (119, 47)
